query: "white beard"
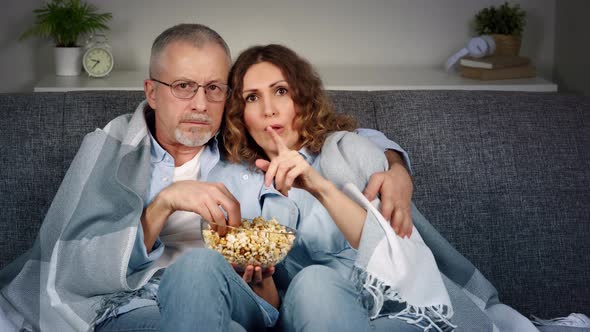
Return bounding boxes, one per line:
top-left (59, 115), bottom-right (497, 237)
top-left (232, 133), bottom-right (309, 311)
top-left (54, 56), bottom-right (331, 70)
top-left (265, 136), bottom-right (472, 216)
top-left (175, 127), bottom-right (213, 147)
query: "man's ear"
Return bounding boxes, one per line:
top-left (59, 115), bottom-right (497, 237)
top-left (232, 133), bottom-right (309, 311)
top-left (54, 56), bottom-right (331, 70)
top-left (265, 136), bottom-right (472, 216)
top-left (144, 79), bottom-right (157, 109)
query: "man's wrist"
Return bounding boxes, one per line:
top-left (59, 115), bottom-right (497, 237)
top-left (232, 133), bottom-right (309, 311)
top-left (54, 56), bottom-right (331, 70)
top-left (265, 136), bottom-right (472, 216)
top-left (149, 193), bottom-right (173, 222)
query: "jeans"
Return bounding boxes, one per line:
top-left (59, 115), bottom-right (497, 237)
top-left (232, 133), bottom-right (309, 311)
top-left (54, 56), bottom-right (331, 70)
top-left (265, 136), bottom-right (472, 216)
top-left (96, 249), bottom-right (266, 332)
top-left (96, 251), bottom-right (421, 332)
top-left (278, 265), bottom-right (422, 332)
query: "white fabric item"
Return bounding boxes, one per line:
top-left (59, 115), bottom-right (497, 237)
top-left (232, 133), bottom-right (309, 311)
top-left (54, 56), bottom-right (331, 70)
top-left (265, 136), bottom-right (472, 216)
top-left (173, 148), bottom-right (203, 181)
top-left (532, 313), bottom-right (590, 327)
top-left (342, 183), bottom-right (453, 314)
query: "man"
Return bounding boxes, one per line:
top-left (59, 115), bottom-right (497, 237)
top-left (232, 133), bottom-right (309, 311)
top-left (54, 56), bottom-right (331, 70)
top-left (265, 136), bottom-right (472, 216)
top-left (0, 24), bottom-right (413, 331)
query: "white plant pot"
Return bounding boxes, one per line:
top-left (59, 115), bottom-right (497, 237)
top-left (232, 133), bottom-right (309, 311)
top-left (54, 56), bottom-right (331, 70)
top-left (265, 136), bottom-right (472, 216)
top-left (54, 47), bottom-right (82, 76)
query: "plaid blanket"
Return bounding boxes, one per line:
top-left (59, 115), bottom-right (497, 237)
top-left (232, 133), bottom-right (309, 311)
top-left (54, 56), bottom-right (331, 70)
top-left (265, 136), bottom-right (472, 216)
top-left (0, 103), bottom-right (166, 331)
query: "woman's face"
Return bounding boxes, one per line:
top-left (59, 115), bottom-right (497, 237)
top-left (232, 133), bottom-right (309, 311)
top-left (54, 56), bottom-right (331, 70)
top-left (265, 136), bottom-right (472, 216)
top-left (242, 61), bottom-right (300, 158)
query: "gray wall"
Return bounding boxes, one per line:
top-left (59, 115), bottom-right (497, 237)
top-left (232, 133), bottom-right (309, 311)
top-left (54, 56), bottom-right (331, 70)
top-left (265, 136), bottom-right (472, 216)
top-left (1, 0), bottom-right (556, 93)
top-left (0, 1), bottom-right (51, 93)
top-left (554, 1), bottom-right (590, 96)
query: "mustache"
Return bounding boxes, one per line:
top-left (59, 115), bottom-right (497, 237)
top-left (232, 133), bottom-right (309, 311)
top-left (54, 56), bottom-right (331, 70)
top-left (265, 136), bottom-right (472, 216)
top-left (181, 113), bottom-right (212, 124)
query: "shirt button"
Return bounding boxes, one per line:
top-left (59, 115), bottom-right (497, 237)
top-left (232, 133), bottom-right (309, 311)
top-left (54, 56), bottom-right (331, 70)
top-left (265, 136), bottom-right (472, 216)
top-left (242, 174), bottom-right (249, 180)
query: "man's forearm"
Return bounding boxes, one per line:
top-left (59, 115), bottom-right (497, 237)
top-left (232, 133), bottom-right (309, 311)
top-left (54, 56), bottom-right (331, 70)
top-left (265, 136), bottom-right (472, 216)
top-left (141, 195), bottom-right (171, 253)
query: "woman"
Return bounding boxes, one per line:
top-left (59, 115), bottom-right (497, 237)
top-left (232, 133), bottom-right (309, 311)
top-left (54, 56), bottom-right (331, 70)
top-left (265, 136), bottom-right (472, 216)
top-left (217, 44), bottom-right (456, 332)
top-left (215, 44), bottom-right (541, 332)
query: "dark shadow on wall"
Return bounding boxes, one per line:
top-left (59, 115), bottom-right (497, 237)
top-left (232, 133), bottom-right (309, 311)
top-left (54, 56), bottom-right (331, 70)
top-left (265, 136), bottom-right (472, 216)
top-left (553, 0), bottom-right (590, 96)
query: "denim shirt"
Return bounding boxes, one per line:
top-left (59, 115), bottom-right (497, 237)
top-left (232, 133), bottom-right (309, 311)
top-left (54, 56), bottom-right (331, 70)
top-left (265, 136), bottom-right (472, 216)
top-left (208, 147), bottom-right (363, 287)
top-left (125, 128), bottom-right (410, 327)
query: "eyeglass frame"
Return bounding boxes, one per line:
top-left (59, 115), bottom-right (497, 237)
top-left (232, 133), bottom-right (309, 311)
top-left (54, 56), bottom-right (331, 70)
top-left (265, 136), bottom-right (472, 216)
top-left (150, 78), bottom-right (231, 102)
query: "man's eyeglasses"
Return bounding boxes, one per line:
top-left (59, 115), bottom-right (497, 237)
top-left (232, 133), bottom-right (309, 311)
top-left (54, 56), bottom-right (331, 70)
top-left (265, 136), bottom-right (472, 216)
top-left (150, 78), bottom-right (231, 102)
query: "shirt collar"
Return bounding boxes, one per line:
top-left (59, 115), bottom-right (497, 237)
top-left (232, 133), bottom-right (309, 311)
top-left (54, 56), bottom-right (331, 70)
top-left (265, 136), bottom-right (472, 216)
top-left (148, 131), bottom-right (171, 164)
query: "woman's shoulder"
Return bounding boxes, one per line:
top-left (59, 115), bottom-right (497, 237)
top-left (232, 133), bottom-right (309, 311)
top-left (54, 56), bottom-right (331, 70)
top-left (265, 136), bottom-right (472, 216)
top-left (324, 131), bottom-right (385, 161)
top-left (320, 131), bottom-right (387, 188)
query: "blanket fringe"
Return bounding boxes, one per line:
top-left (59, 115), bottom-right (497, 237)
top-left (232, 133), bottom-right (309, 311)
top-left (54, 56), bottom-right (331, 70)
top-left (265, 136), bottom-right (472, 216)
top-left (91, 278), bottom-right (160, 327)
top-left (352, 266), bottom-right (456, 332)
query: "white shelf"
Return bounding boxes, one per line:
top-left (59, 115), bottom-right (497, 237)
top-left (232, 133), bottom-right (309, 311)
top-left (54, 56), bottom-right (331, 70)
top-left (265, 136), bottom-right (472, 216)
top-left (34, 67), bottom-right (558, 93)
top-left (34, 71), bottom-right (147, 92)
top-left (317, 66), bottom-right (557, 92)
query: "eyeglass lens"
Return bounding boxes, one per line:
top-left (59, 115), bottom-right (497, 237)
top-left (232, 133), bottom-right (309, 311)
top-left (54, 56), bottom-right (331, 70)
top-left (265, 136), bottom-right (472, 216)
top-left (171, 81), bottom-right (228, 101)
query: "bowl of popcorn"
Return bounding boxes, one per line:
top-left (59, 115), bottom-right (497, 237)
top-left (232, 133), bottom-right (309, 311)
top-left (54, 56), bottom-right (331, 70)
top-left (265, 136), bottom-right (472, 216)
top-left (201, 216), bottom-right (296, 271)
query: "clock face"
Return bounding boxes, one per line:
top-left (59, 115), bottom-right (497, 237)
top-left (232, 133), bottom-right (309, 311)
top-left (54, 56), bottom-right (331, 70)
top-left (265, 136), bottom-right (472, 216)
top-left (83, 47), bottom-right (114, 77)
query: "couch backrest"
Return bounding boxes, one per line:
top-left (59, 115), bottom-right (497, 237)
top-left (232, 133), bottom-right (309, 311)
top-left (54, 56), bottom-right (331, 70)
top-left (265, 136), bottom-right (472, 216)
top-left (0, 90), bottom-right (588, 319)
top-left (370, 90), bottom-right (590, 319)
top-left (0, 91), bottom-right (145, 270)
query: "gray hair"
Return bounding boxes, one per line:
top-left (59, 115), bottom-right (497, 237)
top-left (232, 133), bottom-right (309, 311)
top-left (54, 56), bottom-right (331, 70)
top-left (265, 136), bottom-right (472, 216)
top-left (149, 23), bottom-right (231, 78)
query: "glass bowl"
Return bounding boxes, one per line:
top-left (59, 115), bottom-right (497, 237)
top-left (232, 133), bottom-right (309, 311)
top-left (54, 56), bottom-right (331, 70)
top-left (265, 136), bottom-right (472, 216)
top-left (201, 216), bottom-right (296, 271)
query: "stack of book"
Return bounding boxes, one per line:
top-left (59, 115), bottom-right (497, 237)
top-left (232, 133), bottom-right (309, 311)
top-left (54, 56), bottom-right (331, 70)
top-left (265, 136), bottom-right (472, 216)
top-left (459, 55), bottom-right (535, 80)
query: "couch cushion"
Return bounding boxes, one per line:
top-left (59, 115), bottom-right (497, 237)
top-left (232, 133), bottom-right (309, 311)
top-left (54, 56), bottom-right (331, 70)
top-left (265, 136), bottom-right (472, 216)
top-left (371, 90), bottom-right (590, 318)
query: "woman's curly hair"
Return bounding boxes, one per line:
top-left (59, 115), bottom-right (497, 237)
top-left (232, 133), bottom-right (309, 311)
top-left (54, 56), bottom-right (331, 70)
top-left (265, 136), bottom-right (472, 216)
top-left (222, 44), bottom-right (357, 165)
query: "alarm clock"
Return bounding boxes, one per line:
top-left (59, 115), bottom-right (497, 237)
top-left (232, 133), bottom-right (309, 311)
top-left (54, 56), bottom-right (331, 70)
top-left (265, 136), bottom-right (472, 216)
top-left (83, 34), bottom-right (114, 77)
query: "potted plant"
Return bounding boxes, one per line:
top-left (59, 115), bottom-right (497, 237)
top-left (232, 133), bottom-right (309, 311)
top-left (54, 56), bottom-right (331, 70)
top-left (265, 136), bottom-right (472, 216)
top-left (473, 2), bottom-right (526, 56)
top-left (20, 0), bottom-right (112, 76)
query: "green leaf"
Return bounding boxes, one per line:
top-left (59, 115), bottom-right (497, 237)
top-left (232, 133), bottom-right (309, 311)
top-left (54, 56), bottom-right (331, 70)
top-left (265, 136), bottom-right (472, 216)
top-left (19, 0), bottom-right (112, 47)
top-left (472, 1), bottom-right (526, 36)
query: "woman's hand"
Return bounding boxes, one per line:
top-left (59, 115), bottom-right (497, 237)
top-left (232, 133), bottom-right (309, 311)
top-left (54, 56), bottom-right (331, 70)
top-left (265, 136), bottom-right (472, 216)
top-left (255, 127), bottom-right (366, 248)
top-left (236, 264), bottom-right (275, 284)
top-left (236, 264), bottom-right (280, 309)
top-left (255, 126), bottom-right (323, 196)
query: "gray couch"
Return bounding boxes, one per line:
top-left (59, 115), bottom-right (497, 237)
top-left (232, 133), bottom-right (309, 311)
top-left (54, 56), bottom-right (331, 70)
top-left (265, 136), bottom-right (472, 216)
top-left (1, 90), bottom-right (588, 325)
